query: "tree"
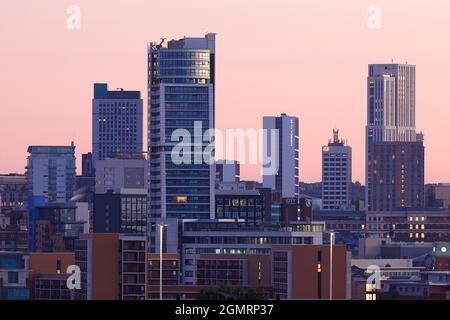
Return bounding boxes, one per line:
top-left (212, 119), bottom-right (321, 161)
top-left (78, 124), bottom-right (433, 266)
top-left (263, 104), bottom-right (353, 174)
top-left (197, 285), bottom-right (266, 300)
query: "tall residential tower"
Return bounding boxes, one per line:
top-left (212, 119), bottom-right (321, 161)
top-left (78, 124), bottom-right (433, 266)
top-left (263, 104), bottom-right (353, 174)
top-left (147, 34), bottom-right (216, 221)
top-left (366, 64), bottom-right (424, 210)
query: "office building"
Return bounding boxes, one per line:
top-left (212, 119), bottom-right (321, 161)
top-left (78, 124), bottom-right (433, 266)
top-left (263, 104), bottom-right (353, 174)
top-left (368, 141), bottom-right (424, 211)
top-left (92, 83), bottom-right (143, 162)
top-left (175, 219), bottom-right (324, 285)
top-left (322, 129), bottom-right (352, 210)
top-left (147, 34), bottom-right (216, 220)
top-left (94, 155), bottom-right (148, 194)
top-left (365, 208), bottom-right (450, 242)
top-left (215, 187), bottom-right (300, 223)
top-left (215, 189), bottom-right (264, 222)
top-left (93, 188), bottom-right (147, 234)
top-left (263, 113), bottom-right (299, 198)
top-left (197, 253), bottom-right (271, 290)
top-left (366, 64), bottom-right (418, 209)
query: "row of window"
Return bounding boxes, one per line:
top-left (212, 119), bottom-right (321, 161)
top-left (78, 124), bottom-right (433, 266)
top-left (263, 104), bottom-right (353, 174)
top-left (159, 51), bottom-right (209, 60)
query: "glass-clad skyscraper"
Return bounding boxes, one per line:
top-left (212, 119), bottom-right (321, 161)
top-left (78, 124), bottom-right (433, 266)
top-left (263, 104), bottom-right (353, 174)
top-left (147, 33), bottom-right (215, 220)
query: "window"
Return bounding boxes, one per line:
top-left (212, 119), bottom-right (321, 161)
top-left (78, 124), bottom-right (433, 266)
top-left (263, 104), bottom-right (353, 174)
top-left (175, 195), bottom-right (187, 203)
top-left (8, 272), bottom-right (19, 284)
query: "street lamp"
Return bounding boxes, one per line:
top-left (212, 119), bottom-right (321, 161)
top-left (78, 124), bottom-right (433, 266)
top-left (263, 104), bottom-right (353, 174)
top-left (329, 231), bottom-right (335, 300)
top-left (157, 223), bottom-right (167, 300)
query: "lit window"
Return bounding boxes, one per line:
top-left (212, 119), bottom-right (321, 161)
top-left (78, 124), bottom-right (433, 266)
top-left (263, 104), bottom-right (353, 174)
top-left (175, 196), bottom-right (187, 203)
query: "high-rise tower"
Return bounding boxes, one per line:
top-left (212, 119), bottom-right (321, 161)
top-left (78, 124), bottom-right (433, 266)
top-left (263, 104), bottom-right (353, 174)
top-left (147, 34), bottom-right (216, 220)
top-left (366, 64), bottom-right (423, 210)
top-left (262, 113), bottom-right (299, 198)
top-left (322, 129), bottom-right (352, 210)
top-left (92, 83), bottom-right (143, 162)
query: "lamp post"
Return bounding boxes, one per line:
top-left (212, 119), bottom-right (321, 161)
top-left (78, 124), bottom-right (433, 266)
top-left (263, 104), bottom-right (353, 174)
top-left (158, 223), bottom-right (167, 300)
top-left (329, 231), bottom-right (335, 300)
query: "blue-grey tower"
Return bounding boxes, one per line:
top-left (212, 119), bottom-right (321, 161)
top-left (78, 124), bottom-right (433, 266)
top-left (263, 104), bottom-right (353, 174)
top-left (147, 34), bottom-right (216, 221)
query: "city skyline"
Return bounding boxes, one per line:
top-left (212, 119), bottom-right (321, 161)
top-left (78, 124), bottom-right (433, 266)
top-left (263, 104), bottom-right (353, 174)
top-left (2, 1), bottom-right (450, 184)
top-left (1, 1), bottom-right (450, 303)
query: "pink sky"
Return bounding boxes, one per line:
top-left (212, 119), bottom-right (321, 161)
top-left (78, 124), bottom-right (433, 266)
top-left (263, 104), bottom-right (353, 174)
top-left (1, 0), bottom-right (450, 183)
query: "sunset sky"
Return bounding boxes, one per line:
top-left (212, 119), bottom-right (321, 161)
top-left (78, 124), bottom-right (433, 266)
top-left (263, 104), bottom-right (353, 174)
top-left (1, 0), bottom-right (450, 183)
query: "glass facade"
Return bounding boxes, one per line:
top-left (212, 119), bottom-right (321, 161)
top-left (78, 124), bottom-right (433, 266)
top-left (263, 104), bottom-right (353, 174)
top-left (120, 195), bottom-right (147, 233)
top-left (27, 145), bottom-right (76, 203)
top-left (148, 34), bottom-right (215, 220)
top-left (215, 194), bottom-right (264, 222)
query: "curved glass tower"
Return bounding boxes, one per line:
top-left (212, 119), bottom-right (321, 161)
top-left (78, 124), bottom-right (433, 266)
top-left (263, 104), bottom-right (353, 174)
top-left (147, 34), bottom-right (215, 221)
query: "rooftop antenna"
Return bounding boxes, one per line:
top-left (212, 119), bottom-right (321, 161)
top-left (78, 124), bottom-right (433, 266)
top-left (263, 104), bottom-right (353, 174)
top-left (333, 128), bottom-right (339, 144)
top-left (158, 38), bottom-right (166, 48)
